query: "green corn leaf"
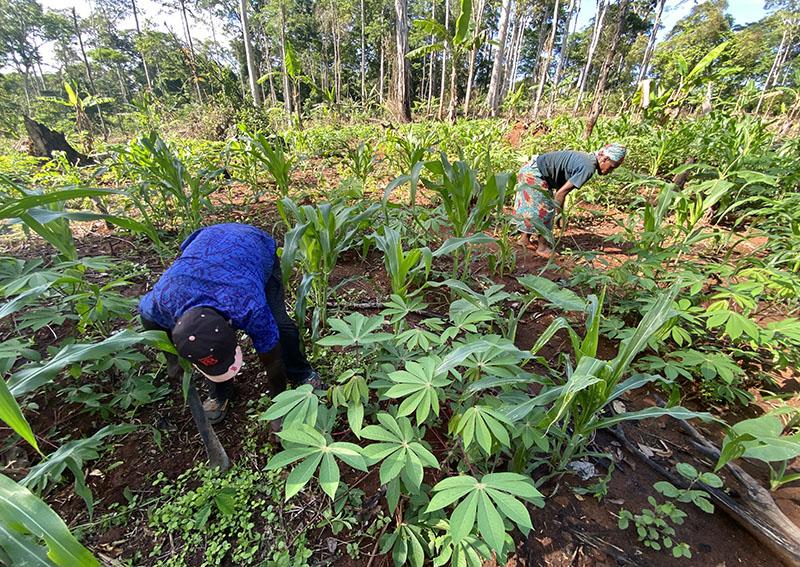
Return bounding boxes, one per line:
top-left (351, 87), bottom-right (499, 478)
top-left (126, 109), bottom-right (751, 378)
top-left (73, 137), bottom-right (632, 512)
top-left (517, 275), bottom-right (586, 312)
top-left (8, 330), bottom-right (160, 398)
top-left (0, 373), bottom-right (40, 454)
top-left (0, 473), bottom-right (100, 566)
top-left (22, 425), bottom-right (136, 517)
top-left (593, 406), bottom-right (716, 430)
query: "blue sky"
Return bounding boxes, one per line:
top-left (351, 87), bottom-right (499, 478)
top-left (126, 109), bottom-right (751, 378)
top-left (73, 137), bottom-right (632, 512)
top-left (576, 0), bottom-right (769, 38)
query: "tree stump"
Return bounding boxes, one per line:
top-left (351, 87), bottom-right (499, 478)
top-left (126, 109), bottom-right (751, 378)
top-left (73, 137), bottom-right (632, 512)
top-left (23, 116), bottom-right (93, 166)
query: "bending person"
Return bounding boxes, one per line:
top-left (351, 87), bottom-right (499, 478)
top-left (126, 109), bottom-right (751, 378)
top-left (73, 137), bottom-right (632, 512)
top-left (139, 223), bottom-right (321, 424)
top-left (513, 143), bottom-right (627, 257)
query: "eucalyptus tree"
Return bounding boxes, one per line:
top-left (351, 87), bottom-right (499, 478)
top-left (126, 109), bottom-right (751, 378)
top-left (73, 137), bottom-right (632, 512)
top-left (486, 0), bottom-right (513, 116)
top-left (584, 0), bottom-right (630, 138)
top-left (395, 0), bottom-right (412, 121)
top-left (532, 0), bottom-right (561, 117)
top-left (573, 0), bottom-right (609, 112)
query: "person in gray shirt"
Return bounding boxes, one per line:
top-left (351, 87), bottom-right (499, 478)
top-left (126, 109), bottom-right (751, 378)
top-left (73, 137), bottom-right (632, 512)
top-left (513, 143), bottom-right (626, 257)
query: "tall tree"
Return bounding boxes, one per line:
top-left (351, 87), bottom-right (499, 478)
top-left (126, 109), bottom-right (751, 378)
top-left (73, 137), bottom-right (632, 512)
top-left (532, 0), bottom-right (561, 117)
top-left (71, 7), bottom-right (107, 136)
top-left (463, 0), bottom-right (486, 115)
top-left (547, 0), bottom-right (579, 117)
top-left (573, 0), bottom-right (608, 112)
top-left (486, 0), bottom-right (513, 115)
top-left (394, 0), bottom-right (412, 121)
top-left (126, 0), bottom-right (153, 90)
top-left (583, 0), bottom-right (630, 138)
top-left (635, 0), bottom-right (665, 84)
top-left (239, 0), bottom-right (261, 105)
top-left (279, 0), bottom-right (292, 113)
top-left (437, 0), bottom-right (450, 119)
top-left (360, 0), bottom-right (366, 102)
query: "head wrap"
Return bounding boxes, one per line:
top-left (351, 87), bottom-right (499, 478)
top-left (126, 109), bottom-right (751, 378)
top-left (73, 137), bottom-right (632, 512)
top-left (597, 143), bottom-right (627, 164)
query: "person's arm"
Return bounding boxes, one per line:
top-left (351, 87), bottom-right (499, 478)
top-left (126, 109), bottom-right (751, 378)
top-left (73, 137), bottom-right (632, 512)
top-left (240, 306), bottom-right (288, 393)
top-left (258, 346), bottom-right (288, 394)
top-left (554, 180), bottom-right (576, 210)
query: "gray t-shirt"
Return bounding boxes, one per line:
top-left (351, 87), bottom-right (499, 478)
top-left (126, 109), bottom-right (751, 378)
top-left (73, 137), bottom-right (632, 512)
top-left (536, 151), bottom-right (598, 189)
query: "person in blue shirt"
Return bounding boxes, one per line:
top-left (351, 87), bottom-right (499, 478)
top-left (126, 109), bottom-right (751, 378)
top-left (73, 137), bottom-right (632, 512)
top-left (513, 143), bottom-right (627, 257)
top-left (139, 223), bottom-right (320, 424)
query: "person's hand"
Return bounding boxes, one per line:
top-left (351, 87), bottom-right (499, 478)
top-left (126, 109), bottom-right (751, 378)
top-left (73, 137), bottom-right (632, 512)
top-left (258, 346), bottom-right (288, 395)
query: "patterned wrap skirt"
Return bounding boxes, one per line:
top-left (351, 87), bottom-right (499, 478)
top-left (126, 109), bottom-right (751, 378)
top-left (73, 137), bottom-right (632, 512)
top-left (513, 155), bottom-right (555, 234)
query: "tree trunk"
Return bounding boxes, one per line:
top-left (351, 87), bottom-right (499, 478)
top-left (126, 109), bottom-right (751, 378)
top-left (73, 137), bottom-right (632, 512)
top-left (24, 116), bottom-right (91, 165)
top-left (756, 27), bottom-right (789, 114)
top-left (503, 11), bottom-right (526, 102)
top-left (394, 0), bottom-right (412, 122)
top-left (533, 0), bottom-right (560, 118)
top-left (487, 0), bottom-right (513, 116)
top-left (636, 0), bottom-right (665, 84)
top-left (130, 0), bottom-right (153, 90)
top-left (447, 44), bottom-right (459, 123)
top-left (574, 0), bottom-right (608, 113)
top-left (426, 0), bottom-right (436, 115)
top-left (240, 0), bottom-right (262, 106)
top-left (263, 37), bottom-right (278, 105)
top-left (115, 64), bottom-right (129, 103)
top-left (583, 0), bottom-right (629, 139)
top-left (463, 0), bottom-right (487, 116)
top-left (547, 0), bottom-right (579, 118)
top-left (379, 37), bottom-right (385, 103)
top-left (437, 0), bottom-right (451, 120)
top-left (279, 1), bottom-right (293, 114)
top-left (71, 8), bottom-right (106, 137)
top-left (178, 0), bottom-right (204, 102)
top-left (360, 0), bottom-right (367, 103)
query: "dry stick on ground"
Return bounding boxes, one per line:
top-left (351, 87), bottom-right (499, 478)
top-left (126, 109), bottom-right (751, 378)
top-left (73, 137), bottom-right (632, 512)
top-left (612, 422), bottom-right (800, 566)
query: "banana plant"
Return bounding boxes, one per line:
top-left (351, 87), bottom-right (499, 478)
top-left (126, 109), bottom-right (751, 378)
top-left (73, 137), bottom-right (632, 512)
top-left (407, 0), bottom-right (482, 123)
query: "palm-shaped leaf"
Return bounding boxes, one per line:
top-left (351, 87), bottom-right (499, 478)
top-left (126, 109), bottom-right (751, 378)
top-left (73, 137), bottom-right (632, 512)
top-left (266, 424), bottom-right (368, 500)
top-left (453, 405), bottom-right (513, 455)
top-left (360, 413), bottom-right (439, 493)
top-left (260, 384), bottom-right (319, 428)
top-left (426, 472), bottom-right (543, 553)
top-left (316, 312), bottom-right (393, 347)
top-left (385, 356), bottom-right (452, 424)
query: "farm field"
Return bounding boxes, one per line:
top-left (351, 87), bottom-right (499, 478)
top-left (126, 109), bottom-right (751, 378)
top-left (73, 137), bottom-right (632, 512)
top-left (2, 0), bottom-right (800, 565)
top-left (1, 113), bottom-right (799, 567)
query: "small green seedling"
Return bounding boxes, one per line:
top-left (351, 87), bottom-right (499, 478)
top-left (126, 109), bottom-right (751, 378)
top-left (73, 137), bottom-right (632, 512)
top-left (618, 462), bottom-right (722, 558)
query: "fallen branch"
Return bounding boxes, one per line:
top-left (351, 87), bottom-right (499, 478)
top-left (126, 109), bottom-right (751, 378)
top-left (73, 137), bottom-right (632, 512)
top-left (612, 422), bottom-right (800, 566)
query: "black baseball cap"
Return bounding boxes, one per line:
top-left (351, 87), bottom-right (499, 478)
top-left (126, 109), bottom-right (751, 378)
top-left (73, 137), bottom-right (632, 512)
top-left (172, 307), bottom-right (242, 382)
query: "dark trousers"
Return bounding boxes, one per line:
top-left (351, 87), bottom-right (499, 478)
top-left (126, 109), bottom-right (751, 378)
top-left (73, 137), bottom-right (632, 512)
top-left (265, 257), bottom-right (313, 384)
top-left (141, 255), bottom-right (311, 400)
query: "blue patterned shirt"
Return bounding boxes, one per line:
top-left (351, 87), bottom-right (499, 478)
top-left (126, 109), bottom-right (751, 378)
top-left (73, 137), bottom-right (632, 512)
top-left (139, 223), bottom-right (279, 353)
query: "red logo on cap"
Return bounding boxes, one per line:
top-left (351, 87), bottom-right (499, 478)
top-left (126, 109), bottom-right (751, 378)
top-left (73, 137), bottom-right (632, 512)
top-left (198, 355), bottom-right (219, 366)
